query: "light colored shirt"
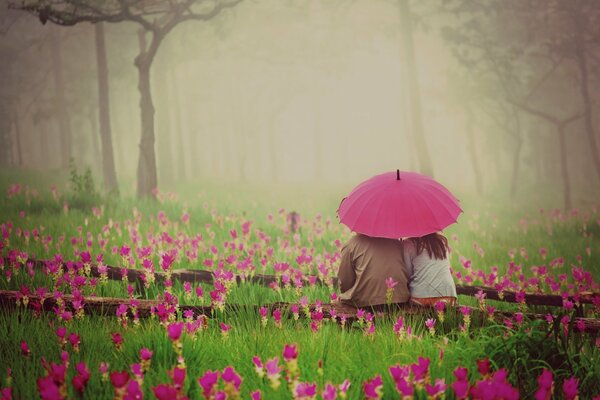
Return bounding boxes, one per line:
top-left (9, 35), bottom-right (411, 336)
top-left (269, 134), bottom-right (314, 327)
top-left (337, 234), bottom-right (410, 307)
top-left (402, 239), bottom-right (457, 298)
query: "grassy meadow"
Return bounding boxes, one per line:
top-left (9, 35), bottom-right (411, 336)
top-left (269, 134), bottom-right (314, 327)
top-left (0, 168), bottom-right (599, 399)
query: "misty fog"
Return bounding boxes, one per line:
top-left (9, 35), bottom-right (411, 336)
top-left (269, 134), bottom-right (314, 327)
top-left (2, 0), bottom-right (600, 209)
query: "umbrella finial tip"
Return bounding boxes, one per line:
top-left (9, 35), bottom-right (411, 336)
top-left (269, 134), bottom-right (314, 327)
top-left (396, 169), bottom-right (400, 180)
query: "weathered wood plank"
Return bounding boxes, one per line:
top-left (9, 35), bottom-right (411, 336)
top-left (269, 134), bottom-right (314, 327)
top-left (4, 258), bottom-right (598, 307)
top-left (0, 290), bottom-right (598, 333)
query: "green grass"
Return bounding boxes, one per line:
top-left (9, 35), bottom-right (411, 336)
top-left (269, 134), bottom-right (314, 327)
top-left (0, 169), bottom-right (599, 399)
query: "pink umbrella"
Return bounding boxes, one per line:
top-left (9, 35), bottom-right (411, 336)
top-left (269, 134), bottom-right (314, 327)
top-left (337, 170), bottom-right (462, 239)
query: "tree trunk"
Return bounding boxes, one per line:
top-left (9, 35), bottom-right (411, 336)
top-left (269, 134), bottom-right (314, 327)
top-left (13, 110), bottom-right (23, 167)
top-left (154, 55), bottom-right (174, 184)
top-left (574, 44), bottom-right (600, 182)
top-left (167, 63), bottom-right (187, 180)
top-left (557, 124), bottom-right (572, 210)
top-left (50, 27), bottom-right (72, 168)
top-left (87, 110), bottom-right (101, 173)
top-left (509, 136), bottom-right (522, 199)
top-left (465, 107), bottom-right (483, 195)
top-left (398, 0), bottom-right (434, 177)
top-left (135, 30), bottom-right (160, 198)
top-left (95, 22), bottom-right (119, 194)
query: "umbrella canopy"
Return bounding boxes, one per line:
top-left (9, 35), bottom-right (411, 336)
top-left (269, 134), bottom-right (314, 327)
top-left (337, 170), bottom-right (462, 239)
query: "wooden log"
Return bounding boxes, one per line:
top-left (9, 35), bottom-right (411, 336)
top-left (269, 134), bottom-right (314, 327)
top-left (1, 290), bottom-right (598, 333)
top-left (5, 258), bottom-right (599, 307)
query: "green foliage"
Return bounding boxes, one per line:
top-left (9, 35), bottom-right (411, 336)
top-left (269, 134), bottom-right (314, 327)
top-left (482, 318), bottom-right (599, 397)
top-left (67, 159), bottom-right (102, 210)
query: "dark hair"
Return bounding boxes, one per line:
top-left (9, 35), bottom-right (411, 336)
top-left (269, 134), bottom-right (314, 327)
top-left (413, 233), bottom-right (448, 260)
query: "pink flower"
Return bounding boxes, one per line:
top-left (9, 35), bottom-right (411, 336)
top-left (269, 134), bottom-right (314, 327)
top-left (434, 301), bottom-right (446, 313)
top-left (411, 357), bottom-right (430, 383)
top-left (477, 359), bottom-right (491, 376)
top-left (111, 332), bottom-right (123, 349)
top-left (339, 379), bottom-right (351, 397)
top-left (153, 384), bottom-right (178, 400)
top-left (140, 348), bottom-right (153, 361)
top-left (265, 358), bottom-right (282, 379)
top-left (72, 362), bottom-right (90, 394)
top-left (37, 376), bottom-right (61, 400)
top-left (170, 366), bottom-right (186, 390)
top-left (110, 371), bottom-right (130, 389)
top-left (363, 375), bottom-right (383, 399)
top-left (167, 322), bottom-right (184, 342)
top-left (222, 366), bottom-right (242, 392)
top-left (385, 277), bottom-right (398, 289)
top-left (534, 369), bottom-right (553, 400)
top-left (259, 306), bottom-right (268, 319)
top-left (283, 343), bottom-right (298, 362)
top-left (425, 318), bottom-right (436, 329)
top-left (250, 390), bottom-right (261, 400)
top-left (452, 367), bottom-right (469, 399)
top-left (220, 322), bottom-right (231, 336)
top-left (198, 370), bottom-right (219, 399)
top-left (252, 356), bottom-right (264, 376)
top-left (562, 377), bottom-right (579, 400)
top-left (425, 378), bottom-right (446, 397)
top-left (295, 382), bottom-right (317, 398)
top-left (20, 341), bottom-right (30, 357)
top-left (322, 383), bottom-right (337, 400)
top-left (389, 364), bottom-right (410, 384)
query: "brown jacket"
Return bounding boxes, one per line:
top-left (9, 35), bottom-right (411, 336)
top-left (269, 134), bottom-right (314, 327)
top-left (337, 234), bottom-right (410, 307)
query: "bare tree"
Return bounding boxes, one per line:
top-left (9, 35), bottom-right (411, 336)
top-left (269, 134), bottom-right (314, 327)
top-left (398, 0), bottom-right (434, 177)
top-left (10, 0), bottom-right (243, 197)
top-left (94, 22), bottom-right (118, 193)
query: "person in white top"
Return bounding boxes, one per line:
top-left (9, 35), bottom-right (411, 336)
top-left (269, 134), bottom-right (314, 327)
top-left (402, 233), bottom-right (457, 306)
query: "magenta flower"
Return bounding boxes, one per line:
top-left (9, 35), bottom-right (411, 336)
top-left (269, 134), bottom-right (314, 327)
top-left (37, 376), bottom-right (62, 400)
top-left (476, 358), bottom-right (491, 376)
top-left (252, 356), bottom-right (264, 377)
top-left (295, 382), bottom-right (317, 398)
top-left (322, 383), bottom-right (337, 400)
top-left (363, 375), bottom-right (383, 399)
top-left (72, 362), bottom-right (90, 394)
top-left (339, 379), bottom-right (351, 396)
top-left (452, 367), bottom-right (469, 399)
top-left (425, 378), bottom-right (446, 398)
top-left (259, 306), bottom-right (268, 319)
top-left (220, 322), bottom-right (231, 336)
top-left (425, 318), bottom-right (436, 334)
top-left (411, 357), bottom-right (430, 383)
top-left (222, 366), bottom-right (242, 392)
top-left (393, 317), bottom-right (404, 335)
top-left (265, 357), bottom-right (281, 378)
top-left (198, 370), bottom-right (219, 399)
top-left (283, 343), bottom-right (298, 362)
top-left (111, 332), bottom-right (123, 350)
top-left (534, 369), bottom-right (553, 400)
top-left (140, 348), bottom-right (153, 361)
top-left (110, 371), bottom-right (130, 389)
top-left (562, 377), bottom-right (579, 400)
top-left (434, 301), bottom-right (446, 313)
top-left (153, 384), bottom-right (178, 400)
top-left (389, 364), bottom-right (410, 383)
top-left (20, 341), bottom-right (30, 357)
top-left (385, 277), bottom-right (398, 289)
top-left (250, 390), bottom-right (261, 400)
top-left (167, 322), bottom-right (184, 342)
top-left (170, 366), bottom-right (186, 390)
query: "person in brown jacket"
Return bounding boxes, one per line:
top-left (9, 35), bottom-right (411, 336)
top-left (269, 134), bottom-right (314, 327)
top-left (337, 233), bottom-right (410, 308)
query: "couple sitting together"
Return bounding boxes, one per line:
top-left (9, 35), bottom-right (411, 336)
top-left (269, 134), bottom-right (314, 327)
top-left (337, 232), bottom-right (457, 308)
